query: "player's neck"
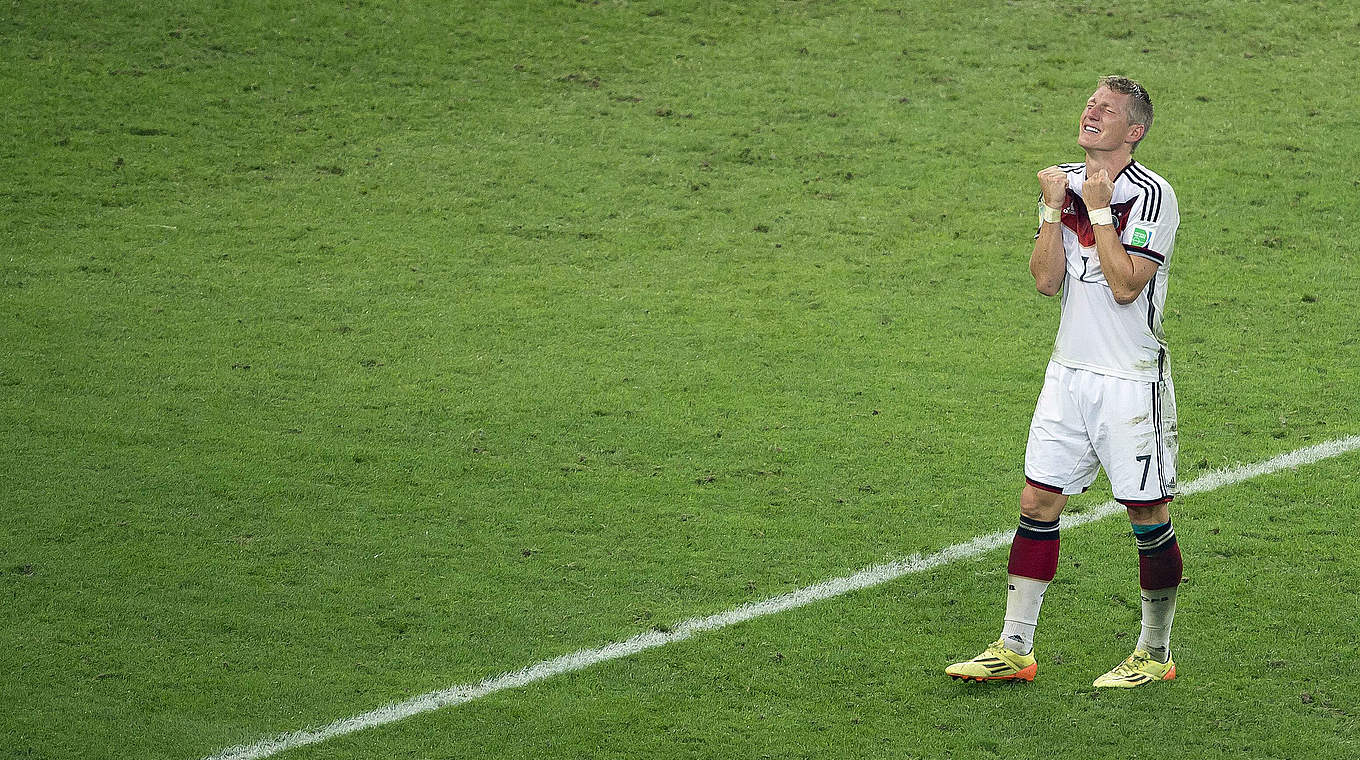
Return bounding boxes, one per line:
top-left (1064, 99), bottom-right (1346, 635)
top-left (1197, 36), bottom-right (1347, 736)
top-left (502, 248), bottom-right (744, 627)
top-left (1082, 149), bottom-right (1134, 179)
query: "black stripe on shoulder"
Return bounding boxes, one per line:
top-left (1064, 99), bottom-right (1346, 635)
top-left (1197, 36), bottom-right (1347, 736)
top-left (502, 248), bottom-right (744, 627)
top-left (1123, 166), bottom-right (1158, 222)
top-left (1133, 163), bottom-right (1164, 220)
top-left (1126, 171), bottom-right (1158, 222)
top-left (1058, 163), bottom-right (1084, 174)
top-left (1126, 163), bottom-right (1164, 221)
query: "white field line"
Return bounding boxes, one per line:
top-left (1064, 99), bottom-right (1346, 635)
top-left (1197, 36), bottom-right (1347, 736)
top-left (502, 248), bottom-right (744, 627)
top-left (203, 434), bottom-right (1360, 760)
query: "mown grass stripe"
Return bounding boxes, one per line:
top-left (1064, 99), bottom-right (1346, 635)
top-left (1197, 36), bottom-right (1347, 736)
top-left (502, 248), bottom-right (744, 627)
top-left (203, 434), bottom-right (1360, 760)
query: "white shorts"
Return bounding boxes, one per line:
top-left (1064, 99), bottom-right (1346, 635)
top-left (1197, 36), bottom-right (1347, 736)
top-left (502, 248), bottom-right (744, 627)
top-left (1024, 361), bottom-right (1178, 506)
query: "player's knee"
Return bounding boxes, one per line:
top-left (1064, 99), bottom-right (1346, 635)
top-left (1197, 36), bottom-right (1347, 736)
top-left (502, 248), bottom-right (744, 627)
top-left (1125, 502), bottom-right (1170, 525)
top-left (1020, 485), bottom-right (1066, 521)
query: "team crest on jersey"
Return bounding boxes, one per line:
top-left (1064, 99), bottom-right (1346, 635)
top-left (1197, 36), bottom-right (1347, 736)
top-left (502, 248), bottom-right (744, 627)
top-left (1061, 190), bottom-right (1138, 248)
top-left (1131, 226), bottom-right (1153, 247)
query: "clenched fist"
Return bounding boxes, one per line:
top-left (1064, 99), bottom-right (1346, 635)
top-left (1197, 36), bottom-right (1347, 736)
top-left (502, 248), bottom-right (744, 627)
top-left (1037, 166), bottom-right (1069, 209)
top-left (1083, 168), bottom-right (1114, 209)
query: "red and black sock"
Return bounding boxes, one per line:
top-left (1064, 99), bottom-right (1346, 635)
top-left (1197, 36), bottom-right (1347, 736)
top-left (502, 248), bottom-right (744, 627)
top-left (1000, 515), bottom-right (1060, 654)
top-left (1135, 521), bottom-right (1182, 591)
top-left (1008, 515), bottom-right (1060, 582)
top-left (1133, 521), bottom-right (1182, 661)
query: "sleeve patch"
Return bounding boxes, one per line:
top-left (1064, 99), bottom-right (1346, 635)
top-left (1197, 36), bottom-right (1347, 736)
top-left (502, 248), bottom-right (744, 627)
top-left (1129, 225), bottom-right (1153, 248)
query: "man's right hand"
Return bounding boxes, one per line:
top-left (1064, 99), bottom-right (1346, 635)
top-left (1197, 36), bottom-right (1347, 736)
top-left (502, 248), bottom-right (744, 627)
top-left (1037, 166), bottom-right (1068, 209)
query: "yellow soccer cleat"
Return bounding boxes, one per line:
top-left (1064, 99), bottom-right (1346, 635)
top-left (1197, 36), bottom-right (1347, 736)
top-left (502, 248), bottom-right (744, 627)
top-left (946, 639), bottom-right (1038, 682)
top-left (1093, 649), bottom-right (1176, 688)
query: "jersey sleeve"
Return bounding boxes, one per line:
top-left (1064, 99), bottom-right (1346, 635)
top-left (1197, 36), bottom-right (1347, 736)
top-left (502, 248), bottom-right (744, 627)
top-left (1120, 171), bottom-right (1178, 265)
top-left (1121, 224), bottom-right (1165, 264)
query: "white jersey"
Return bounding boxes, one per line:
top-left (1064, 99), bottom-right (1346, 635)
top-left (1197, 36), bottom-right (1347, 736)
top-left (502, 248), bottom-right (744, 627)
top-left (1042, 160), bottom-right (1179, 382)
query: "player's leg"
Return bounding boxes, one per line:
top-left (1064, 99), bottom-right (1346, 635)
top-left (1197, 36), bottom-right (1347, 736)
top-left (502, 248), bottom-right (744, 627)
top-left (1010, 363), bottom-right (1100, 654)
top-left (1128, 501), bottom-right (1180, 661)
top-left (945, 485), bottom-right (1069, 682)
top-left (1092, 500), bottom-right (1180, 687)
top-left (947, 363), bottom-right (1097, 682)
top-left (1002, 484), bottom-right (1066, 653)
top-left (1089, 372), bottom-right (1181, 687)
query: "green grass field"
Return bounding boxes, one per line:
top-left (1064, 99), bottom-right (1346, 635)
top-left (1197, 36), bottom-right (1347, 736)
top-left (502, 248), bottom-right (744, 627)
top-left (3, 1), bottom-right (1358, 758)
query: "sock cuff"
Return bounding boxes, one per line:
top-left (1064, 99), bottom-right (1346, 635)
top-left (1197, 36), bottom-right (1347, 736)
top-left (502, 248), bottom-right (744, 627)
top-left (1134, 522), bottom-right (1176, 556)
top-left (1018, 515), bottom-right (1061, 541)
top-left (1131, 520), bottom-right (1169, 536)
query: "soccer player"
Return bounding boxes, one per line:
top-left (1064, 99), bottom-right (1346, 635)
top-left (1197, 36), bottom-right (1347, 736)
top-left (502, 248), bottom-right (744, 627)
top-left (946, 76), bottom-right (1183, 687)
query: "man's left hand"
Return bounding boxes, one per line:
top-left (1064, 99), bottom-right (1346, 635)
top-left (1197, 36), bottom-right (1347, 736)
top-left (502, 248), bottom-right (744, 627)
top-left (1084, 169), bottom-right (1114, 208)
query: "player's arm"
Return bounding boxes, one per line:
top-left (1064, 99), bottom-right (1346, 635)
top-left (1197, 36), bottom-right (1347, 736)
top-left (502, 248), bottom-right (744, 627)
top-left (1030, 166), bottom-right (1068, 296)
top-left (1091, 224), bottom-right (1158, 304)
top-left (1084, 169), bottom-right (1158, 305)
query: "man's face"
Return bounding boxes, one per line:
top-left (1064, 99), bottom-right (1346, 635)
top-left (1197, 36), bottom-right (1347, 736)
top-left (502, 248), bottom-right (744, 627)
top-left (1077, 86), bottom-right (1142, 152)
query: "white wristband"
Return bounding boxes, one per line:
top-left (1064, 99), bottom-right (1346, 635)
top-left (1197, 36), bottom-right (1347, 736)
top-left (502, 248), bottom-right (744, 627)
top-left (1089, 206), bottom-right (1114, 226)
top-left (1041, 204), bottom-right (1061, 224)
